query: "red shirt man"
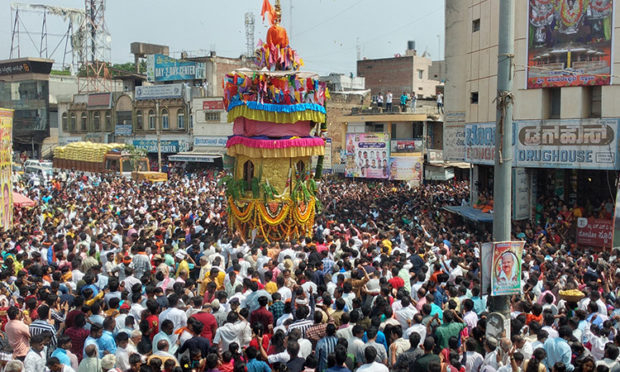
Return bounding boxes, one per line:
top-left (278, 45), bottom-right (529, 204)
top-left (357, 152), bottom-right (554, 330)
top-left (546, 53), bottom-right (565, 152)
top-left (190, 305), bottom-right (218, 342)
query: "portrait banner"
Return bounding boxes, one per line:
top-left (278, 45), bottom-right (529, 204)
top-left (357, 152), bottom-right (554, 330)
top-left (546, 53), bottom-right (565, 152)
top-left (527, 0), bottom-right (614, 88)
top-left (344, 133), bottom-right (390, 179)
top-left (0, 109), bottom-right (13, 231)
top-left (491, 241), bottom-right (525, 296)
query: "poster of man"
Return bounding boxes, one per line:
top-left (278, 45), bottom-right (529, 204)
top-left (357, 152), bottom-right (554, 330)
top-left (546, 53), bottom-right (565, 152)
top-left (491, 241), bottom-right (525, 296)
top-left (0, 109), bottom-right (13, 231)
top-left (527, 0), bottom-right (614, 88)
top-left (344, 133), bottom-right (390, 179)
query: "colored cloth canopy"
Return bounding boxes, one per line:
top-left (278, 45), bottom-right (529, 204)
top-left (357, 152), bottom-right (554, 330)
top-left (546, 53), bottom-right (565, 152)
top-left (226, 136), bottom-right (325, 159)
top-left (13, 192), bottom-right (36, 208)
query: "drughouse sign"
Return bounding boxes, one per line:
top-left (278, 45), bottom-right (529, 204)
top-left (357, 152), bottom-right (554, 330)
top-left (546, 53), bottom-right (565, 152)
top-left (514, 119), bottom-right (618, 170)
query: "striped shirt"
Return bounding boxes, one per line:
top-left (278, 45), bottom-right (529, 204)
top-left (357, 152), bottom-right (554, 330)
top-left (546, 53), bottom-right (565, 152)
top-left (316, 335), bottom-right (338, 372)
top-left (29, 320), bottom-right (57, 351)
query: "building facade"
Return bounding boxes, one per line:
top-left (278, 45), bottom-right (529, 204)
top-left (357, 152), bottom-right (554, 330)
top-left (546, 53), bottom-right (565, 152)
top-left (357, 45), bottom-right (442, 100)
top-left (445, 0), bottom-right (620, 225)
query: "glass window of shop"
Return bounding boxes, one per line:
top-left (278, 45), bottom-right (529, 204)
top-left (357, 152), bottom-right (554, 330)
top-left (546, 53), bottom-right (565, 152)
top-left (0, 80), bottom-right (50, 132)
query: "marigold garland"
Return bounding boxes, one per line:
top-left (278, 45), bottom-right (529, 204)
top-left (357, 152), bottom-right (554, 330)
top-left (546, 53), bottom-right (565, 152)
top-left (227, 196), bottom-right (316, 243)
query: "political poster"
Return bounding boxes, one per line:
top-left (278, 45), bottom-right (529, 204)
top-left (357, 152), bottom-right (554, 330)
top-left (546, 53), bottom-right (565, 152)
top-left (527, 0), bottom-right (614, 88)
top-left (0, 109), bottom-right (13, 231)
top-left (491, 241), bottom-right (525, 296)
top-left (344, 133), bottom-right (390, 179)
top-left (389, 154), bottom-right (423, 185)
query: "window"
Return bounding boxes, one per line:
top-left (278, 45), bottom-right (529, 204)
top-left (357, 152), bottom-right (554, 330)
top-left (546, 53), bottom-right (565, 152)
top-left (296, 160), bottom-right (305, 175)
top-left (472, 19), bottom-right (480, 32)
top-left (366, 123), bottom-right (384, 132)
top-left (93, 112), bottom-right (101, 131)
top-left (148, 110), bottom-right (155, 130)
top-left (62, 113), bottom-right (68, 131)
top-left (418, 69), bottom-right (424, 79)
top-left (80, 113), bottom-right (87, 131)
top-left (243, 160), bottom-right (254, 184)
top-left (161, 109), bottom-right (169, 130)
top-left (105, 112), bottom-right (111, 131)
top-left (549, 88), bottom-right (561, 119)
top-left (205, 112), bottom-right (221, 122)
top-left (177, 110), bottom-right (185, 129)
top-left (590, 86), bottom-right (602, 118)
top-left (136, 111), bottom-right (143, 130)
top-left (471, 92), bottom-right (479, 104)
top-left (70, 113), bottom-right (76, 131)
top-left (190, 114), bottom-right (193, 128)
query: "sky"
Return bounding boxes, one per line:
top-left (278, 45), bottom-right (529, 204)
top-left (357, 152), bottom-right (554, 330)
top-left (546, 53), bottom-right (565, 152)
top-left (1, 0), bottom-right (445, 76)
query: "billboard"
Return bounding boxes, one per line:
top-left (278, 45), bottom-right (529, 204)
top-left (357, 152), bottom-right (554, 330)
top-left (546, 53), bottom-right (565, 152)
top-left (133, 140), bottom-right (183, 153)
top-left (345, 133), bottom-right (390, 179)
top-left (491, 241), bottom-right (525, 296)
top-left (0, 109), bottom-right (13, 230)
top-left (115, 124), bottom-right (133, 137)
top-left (465, 123), bottom-right (495, 165)
top-left (391, 139), bottom-right (423, 153)
top-left (389, 154), bottom-right (423, 185)
top-left (514, 119), bottom-right (618, 169)
top-left (135, 84), bottom-right (184, 100)
top-left (147, 54), bottom-right (206, 82)
top-left (527, 0), bottom-right (614, 88)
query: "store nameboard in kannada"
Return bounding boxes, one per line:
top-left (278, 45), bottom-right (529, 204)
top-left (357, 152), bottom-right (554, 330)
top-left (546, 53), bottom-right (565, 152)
top-left (464, 123), bottom-right (495, 165)
top-left (577, 217), bottom-right (613, 248)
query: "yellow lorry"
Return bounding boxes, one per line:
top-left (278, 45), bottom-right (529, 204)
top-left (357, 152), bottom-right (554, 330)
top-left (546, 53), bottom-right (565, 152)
top-left (53, 142), bottom-right (167, 182)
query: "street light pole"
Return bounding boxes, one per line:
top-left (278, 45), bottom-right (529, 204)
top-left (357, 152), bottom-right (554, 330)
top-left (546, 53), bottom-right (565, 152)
top-left (491, 0), bottom-right (515, 336)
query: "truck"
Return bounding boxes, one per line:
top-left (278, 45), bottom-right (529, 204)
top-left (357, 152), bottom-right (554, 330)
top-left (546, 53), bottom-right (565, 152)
top-left (52, 142), bottom-right (167, 182)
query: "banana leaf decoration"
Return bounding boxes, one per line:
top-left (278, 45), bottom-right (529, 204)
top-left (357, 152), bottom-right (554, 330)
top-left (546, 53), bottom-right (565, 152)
top-left (251, 178), bottom-right (260, 199)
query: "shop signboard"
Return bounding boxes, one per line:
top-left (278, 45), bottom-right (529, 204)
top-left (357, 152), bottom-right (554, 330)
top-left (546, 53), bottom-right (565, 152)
top-left (444, 111), bottom-right (466, 161)
top-left (514, 119), bottom-right (619, 170)
top-left (389, 154), bottom-right (423, 185)
top-left (203, 100), bottom-right (225, 111)
top-left (526, 0), bottom-right (614, 88)
top-left (193, 136), bottom-right (228, 147)
top-left (147, 54), bottom-right (206, 82)
top-left (115, 124), bottom-right (133, 137)
top-left (464, 123), bottom-right (495, 165)
top-left (491, 241), bottom-right (525, 296)
top-left (577, 217), bottom-right (613, 248)
top-left (135, 84), bottom-right (183, 100)
top-left (0, 109), bottom-right (12, 231)
top-left (390, 139), bottom-right (423, 153)
top-left (133, 140), bottom-right (180, 153)
top-left (344, 133), bottom-right (390, 179)
top-left (512, 168), bottom-right (531, 220)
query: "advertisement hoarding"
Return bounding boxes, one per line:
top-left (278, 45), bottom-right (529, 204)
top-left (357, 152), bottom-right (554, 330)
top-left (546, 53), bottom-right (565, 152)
top-left (390, 139), bottom-right (423, 153)
top-left (491, 241), bottom-right (525, 296)
top-left (465, 123), bottom-right (495, 165)
top-left (115, 124), bottom-right (133, 137)
top-left (133, 140), bottom-right (181, 153)
top-left (527, 0), bottom-right (614, 88)
top-left (514, 119), bottom-right (618, 170)
top-left (147, 54), bottom-right (206, 82)
top-left (389, 154), bottom-right (423, 185)
top-left (577, 217), bottom-right (613, 248)
top-left (345, 133), bottom-right (390, 179)
top-left (444, 112), bottom-right (466, 161)
top-left (0, 109), bottom-right (13, 230)
top-left (135, 84), bottom-right (184, 100)
top-left (193, 136), bottom-right (228, 147)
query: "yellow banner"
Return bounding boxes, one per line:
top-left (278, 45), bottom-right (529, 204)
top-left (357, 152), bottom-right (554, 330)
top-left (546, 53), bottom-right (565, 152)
top-left (0, 109), bottom-right (13, 230)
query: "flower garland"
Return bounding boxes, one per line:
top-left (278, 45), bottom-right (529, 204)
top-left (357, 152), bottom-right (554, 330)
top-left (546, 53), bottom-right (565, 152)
top-left (293, 198), bottom-right (315, 224)
top-left (256, 201), bottom-right (290, 226)
top-left (560, 0), bottom-right (584, 27)
top-left (229, 198), bottom-right (254, 223)
top-left (590, 0), bottom-right (611, 12)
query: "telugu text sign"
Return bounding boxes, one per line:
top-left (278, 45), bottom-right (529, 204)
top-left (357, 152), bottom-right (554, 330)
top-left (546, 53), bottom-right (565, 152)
top-left (514, 119), bottom-right (618, 170)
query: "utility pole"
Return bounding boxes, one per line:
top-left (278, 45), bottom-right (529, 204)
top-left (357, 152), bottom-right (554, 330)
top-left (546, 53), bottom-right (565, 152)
top-left (156, 100), bottom-right (162, 171)
top-left (490, 0), bottom-right (515, 337)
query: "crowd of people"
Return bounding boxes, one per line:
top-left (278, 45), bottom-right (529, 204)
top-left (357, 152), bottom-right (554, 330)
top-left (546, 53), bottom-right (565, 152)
top-left (0, 169), bottom-right (618, 372)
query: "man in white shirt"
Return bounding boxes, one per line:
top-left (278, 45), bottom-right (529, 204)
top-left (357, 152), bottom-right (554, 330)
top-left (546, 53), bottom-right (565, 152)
top-left (357, 346), bottom-right (389, 372)
top-left (395, 297), bottom-right (418, 330)
top-left (213, 312), bottom-right (247, 353)
top-left (24, 335), bottom-right (46, 372)
top-left (464, 338), bottom-right (484, 372)
top-left (158, 294), bottom-right (187, 332)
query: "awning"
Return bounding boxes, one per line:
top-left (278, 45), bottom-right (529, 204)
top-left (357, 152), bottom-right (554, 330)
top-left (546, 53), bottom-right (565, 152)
top-left (13, 191), bottom-right (36, 208)
top-left (443, 205), bottom-right (493, 223)
top-left (429, 162), bottom-right (471, 169)
top-left (168, 152), bottom-right (223, 163)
